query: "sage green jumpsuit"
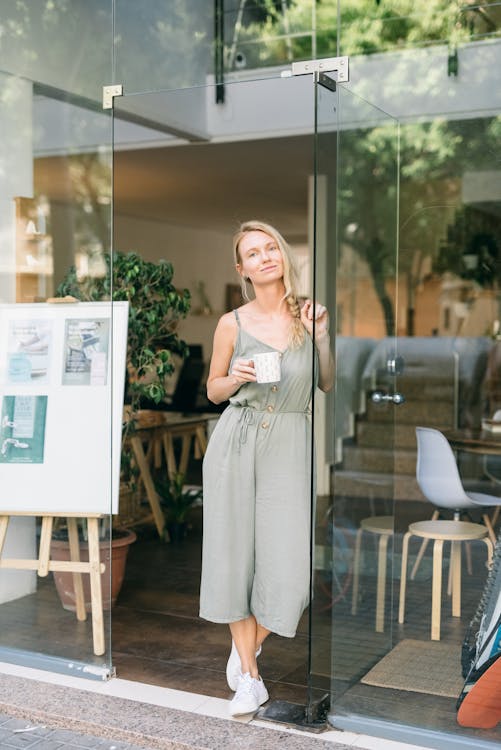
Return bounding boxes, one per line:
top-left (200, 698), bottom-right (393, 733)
top-left (199, 311), bottom-right (316, 638)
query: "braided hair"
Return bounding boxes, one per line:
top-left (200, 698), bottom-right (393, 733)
top-left (233, 220), bottom-right (305, 349)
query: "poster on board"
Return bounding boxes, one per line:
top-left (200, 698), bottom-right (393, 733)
top-left (0, 302), bottom-right (128, 514)
top-left (7, 319), bottom-right (53, 384)
top-left (62, 318), bottom-right (109, 386)
top-left (0, 395), bottom-right (48, 464)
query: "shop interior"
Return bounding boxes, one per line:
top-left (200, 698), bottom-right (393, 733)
top-left (1, 75), bottom-right (501, 745)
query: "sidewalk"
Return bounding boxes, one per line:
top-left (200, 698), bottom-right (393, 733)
top-left (0, 712), bottom-right (145, 750)
top-left (0, 663), bottom-right (430, 750)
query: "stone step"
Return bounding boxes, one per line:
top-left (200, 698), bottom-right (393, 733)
top-left (333, 469), bottom-right (425, 502)
top-left (355, 420), bottom-right (452, 449)
top-left (365, 398), bottom-right (455, 425)
top-left (390, 376), bottom-right (455, 401)
top-left (342, 445), bottom-right (416, 475)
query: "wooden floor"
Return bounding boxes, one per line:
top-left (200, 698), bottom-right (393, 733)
top-left (0, 490), bottom-right (500, 745)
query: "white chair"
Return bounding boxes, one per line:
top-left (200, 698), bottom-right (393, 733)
top-left (398, 427), bottom-right (498, 641)
top-left (415, 426), bottom-right (499, 547)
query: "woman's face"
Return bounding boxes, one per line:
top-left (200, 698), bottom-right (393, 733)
top-left (236, 230), bottom-right (284, 286)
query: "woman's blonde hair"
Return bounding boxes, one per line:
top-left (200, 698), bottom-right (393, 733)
top-left (233, 220), bottom-right (305, 349)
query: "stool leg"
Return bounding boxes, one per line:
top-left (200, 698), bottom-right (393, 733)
top-left (376, 533), bottom-right (389, 633)
top-left (398, 531), bottom-right (411, 624)
top-left (465, 542), bottom-right (473, 575)
top-left (451, 540), bottom-right (461, 618)
top-left (484, 537), bottom-right (494, 568)
top-left (431, 538), bottom-right (444, 641)
top-left (482, 513), bottom-right (497, 546)
top-left (351, 527), bottom-right (363, 616)
top-left (411, 510), bottom-right (439, 580)
top-left (447, 542), bottom-right (453, 596)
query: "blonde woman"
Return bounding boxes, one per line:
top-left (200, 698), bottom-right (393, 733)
top-left (199, 220), bottom-right (334, 716)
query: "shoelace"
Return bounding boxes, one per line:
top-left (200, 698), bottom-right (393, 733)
top-left (236, 673), bottom-right (257, 697)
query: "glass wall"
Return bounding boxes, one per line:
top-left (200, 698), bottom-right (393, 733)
top-left (326, 1), bottom-right (501, 746)
top-left (0, 1), bottom-right (116, 677)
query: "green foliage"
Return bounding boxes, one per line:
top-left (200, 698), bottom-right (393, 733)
top-left (434, 206), bottom-right (501, 288)
top-left (227, 0), bottom-right (484, 70)
top-left (155, 472), bottom-right (202, 524)
top-left (56, 251), bottom-right (191, 410)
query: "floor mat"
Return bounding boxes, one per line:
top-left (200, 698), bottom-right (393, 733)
top-left (361, 638), bottom-right (463, 697)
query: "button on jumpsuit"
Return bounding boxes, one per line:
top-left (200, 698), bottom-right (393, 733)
top-left (199, 312), bottom-right (317, 638)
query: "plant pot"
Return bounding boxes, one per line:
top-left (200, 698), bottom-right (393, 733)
top-left (51, 529), bottom-right (137, 612)
top-left (166, 520), bottom-right (188, 543)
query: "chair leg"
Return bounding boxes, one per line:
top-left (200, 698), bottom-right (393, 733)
top-left (351, 527), bottom-right (363, 616)
top-left (398, 531), bottom-right (411, 624)
top-left (431, 538), bottom-right (444, 641)
top-left (491, 506), bottom-right (500, 528)
top-left (411, 510), bottom-right (439, 580)
top-left (482, 513), bottom-right (497, 546)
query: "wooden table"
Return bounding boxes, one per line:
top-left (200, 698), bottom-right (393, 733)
top-left (127, 411), bottom-right (213, 537)
top-left (443, 428), bottom-right (501, 456)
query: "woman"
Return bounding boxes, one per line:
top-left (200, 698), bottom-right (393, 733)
top-left (199, 220), bottom-right (334, 716)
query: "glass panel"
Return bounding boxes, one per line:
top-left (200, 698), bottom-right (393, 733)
top-left (114, 0), bottom-right (213, 94)
top-left (312, 79), bottom-right (399, 712)
top-left (111, 75), bottom-right (321, 709)
top-left (223, 0), bottom-right (316, 73)
top-left (332, 3), bottom-right (501, 745)
top-left (0, 2), bottom-right (114, 678)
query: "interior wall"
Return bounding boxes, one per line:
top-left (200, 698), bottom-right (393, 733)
top-left (114, 214), bottom-right (238, 360)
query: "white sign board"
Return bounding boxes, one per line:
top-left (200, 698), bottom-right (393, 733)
top-left (0, 302), bottom-right (128, 514)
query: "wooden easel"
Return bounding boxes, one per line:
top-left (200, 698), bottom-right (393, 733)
top-left (0, 511), bottom-right (106, 656)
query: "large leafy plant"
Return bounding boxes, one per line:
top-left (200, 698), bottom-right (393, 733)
top-left (56, 250), bottom-right (191, 420)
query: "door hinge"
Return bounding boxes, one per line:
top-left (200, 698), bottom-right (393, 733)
top-left (102, 84), bottom-right (123, 110)
top-left (288, 56), bottom-right (349, 83)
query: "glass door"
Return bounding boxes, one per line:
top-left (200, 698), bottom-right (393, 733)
top-left (310, 74), bottom-right (401, 721)
top-left (110, 74), bottom-right (322, 703)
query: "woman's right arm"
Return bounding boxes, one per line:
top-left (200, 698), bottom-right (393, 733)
top-left (206, 313), bottom-right (256, 404)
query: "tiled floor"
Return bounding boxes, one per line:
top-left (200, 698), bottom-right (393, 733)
top-left (0, 491), bottom-right (500, 748)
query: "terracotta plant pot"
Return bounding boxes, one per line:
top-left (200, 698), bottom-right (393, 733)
top-left (51, 529), bottom-right (137, 612)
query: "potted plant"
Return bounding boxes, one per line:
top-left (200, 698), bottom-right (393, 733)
top-left (155, 472), bottom-right (202, 543)
top-left (50, 520), bottom-right (137, 612)
top-left (50, 252), bottom-right (191, 605)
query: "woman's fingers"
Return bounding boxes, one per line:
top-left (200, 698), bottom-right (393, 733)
top-left (231, 358), bottom-right (256, 382)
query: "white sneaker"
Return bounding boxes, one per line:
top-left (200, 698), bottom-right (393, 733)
top-left (229, 672), bottom-right (269, 716)
top-left (226, 640), bottom-right (262, 691)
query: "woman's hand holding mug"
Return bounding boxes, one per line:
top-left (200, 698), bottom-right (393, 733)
top-left (230, 357), bottom-right (256, 386)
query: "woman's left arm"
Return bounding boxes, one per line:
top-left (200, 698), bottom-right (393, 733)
top-left (301, 300), bottom-right (335, 393)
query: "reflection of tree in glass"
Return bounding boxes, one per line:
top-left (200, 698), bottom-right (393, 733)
top-left (338, 115), bottom-right (501, 335)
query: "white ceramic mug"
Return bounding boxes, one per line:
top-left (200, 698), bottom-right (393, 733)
top-left (253, 351), bottom-right (281, 383)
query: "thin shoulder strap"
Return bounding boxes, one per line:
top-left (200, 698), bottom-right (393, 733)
top-left (233, 309), bottom-right (241, 327)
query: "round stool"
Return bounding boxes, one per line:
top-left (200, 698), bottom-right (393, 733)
top-left (398, 520), bottom-right (493, 641)
top-left (351, 515), bottom-right (394, 633)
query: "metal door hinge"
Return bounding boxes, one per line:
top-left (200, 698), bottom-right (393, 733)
top-left (102, 84), bottom-right (123, 110)
top-left (288, 56), bottom-right (349, 82)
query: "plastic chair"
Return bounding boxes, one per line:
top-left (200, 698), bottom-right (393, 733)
top-left (415, 426), bottom-right (499, 547)
top-left (398, 427), bottom-right (499, 640)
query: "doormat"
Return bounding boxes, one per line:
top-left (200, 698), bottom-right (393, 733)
top-left (361, 638), bottom-right (464, 697)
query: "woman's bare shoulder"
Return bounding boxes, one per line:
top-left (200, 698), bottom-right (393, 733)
top-left (216, 311), bottom-right (238, 333)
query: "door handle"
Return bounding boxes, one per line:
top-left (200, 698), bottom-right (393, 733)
top-left (371, 391), bottom-right (405, 405)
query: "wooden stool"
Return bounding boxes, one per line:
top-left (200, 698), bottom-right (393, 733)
top-left (399, 520), bottom-right (493, 641)
top-left (351, 515), bottom-right (394, 633)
